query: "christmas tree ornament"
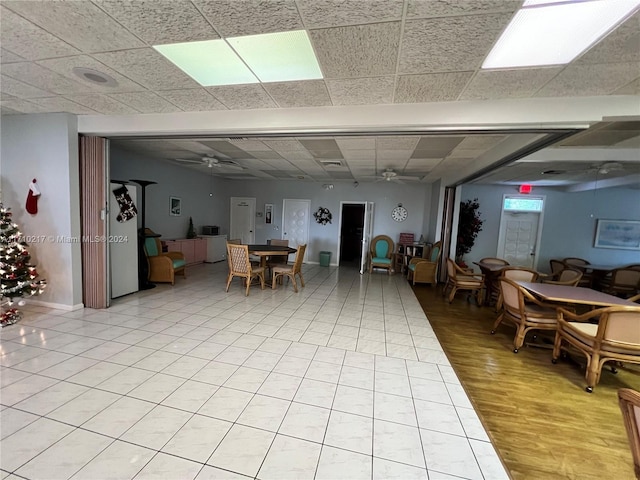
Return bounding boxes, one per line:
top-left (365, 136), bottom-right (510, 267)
top-left (26, 178), bottom-right (41, 215)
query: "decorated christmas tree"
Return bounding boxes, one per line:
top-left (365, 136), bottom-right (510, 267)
top-left (0, 204), bottom-right (46, 327)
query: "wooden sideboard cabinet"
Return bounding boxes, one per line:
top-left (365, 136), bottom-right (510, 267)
top-left (164, 238), bottom-right (207, 266)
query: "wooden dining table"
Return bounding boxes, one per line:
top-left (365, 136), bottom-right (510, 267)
top-left (515, 281), bottom-right (637, 307)
top-left (473, 261), bottom-right (508, 306)
top-left (246, 244), bottom-right (296, 268)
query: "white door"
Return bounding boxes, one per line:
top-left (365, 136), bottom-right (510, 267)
top-left (360, 202), bottom-right (374, 274)
top-left (282, 199), bottom-right (310, 261)
top-left (497, 211), bottom-right (540, 268)
top-left (109, 183), bottom-right (139, 298)
top-left (230, 197), bottom-right (256, 243)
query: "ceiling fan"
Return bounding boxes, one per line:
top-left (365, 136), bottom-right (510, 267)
top-left (174, 154), bottom-right (243, 170)
top-left (376, 169), bottom-right (422, 183)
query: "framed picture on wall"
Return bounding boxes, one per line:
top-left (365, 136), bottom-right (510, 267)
top-left (265, 204), bottom-right (273, 224)
top-left (594, 219), bottom-right (640, 250)
top-left (170, 197), bottom-right (182, 216)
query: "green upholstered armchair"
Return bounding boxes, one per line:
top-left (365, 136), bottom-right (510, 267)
top-left (368, 235), bottom-right (394, 274)
top-left (144, 237), bottom-right (186, 285)
top-left (407, 241), bottom-right (442, 286)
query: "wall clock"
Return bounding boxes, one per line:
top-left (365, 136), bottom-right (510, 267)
top-left (392, 204), bottom-right (408, 222)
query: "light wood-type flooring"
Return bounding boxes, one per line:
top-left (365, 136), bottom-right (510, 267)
top-left (411, 283), bottom-right (639, 480)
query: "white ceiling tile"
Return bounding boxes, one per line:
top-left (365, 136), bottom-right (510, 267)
top-left (156, 89), bottom-right (227, 111)
top-left (166, 140), bottom-right (219, 154)
top-left (206, 84), bottom-right (277, 109)
top-left (0, 98), bottom-right (50, 114)
top-left (2, 1), bottom-right (145, 53)
top-left (261, 139), bottom-right (307, 152)
top-left (1, 62), bottom-right (92, 95)
top-left (37, 55), bottom-right (147, 94)
top-left (342, 151), bottom-right (376, 160)
top-left (297, 0), bottom-right (404, 28)
top-left (400, 14), bottom-right (512, 74)
top-left (107, 91), bottom-right (183, 113)
top-left (326, 77), bottom-right (394, 105)
top-left (1, 48), bottom-right (26, 64)
top-left (27, 96), bottom-right (98, 114)
top-left (395, 72), bottom-right (472, 103)
top-left (0, 6), bottom-right (81, 60)
top-left (310, 22), bottom-right (400, 78)
top-left (0, 74), bottom-right (52, 98)
top-left (406, 0), bottom-right (521, 18)
top-left (92, 48), bottom-right (200, 90)
top-left (405, 158), bottom-right (443, 170)
top-left (460, 68), bottom-right (562, 100)
top-left (1, 105), bottom-right (19, 115)
top-left (456, 135), bottom-right (506, 150)
top-left (536, 63), bottom-right (640, 97)
top-left (64, 94), bottom-right (140, 115)
top-left (615, 77), bottom-right (640, 95)
top-left (278, 151), bottom-right (315, 160)
top-left (249, 151), bottom-right (283, 160)
top-left (376, 136), bottom-right (419, 150)
top-left (576, 11), bottom-right (640, 65)
top-left (376, 149), bottom-right (413, 160)
top-left (1, 93), bottom-right (17, 101)
top-left (94, 0), bottom-right (219, 45)
top-left (194, 0), bottom-right (302, 37)
top-left (264, 80), bottom-right (332, 107)
top-left (336, 137), bottom-right (376, 149)
top-left (227, 139), bottom-right (269, 152)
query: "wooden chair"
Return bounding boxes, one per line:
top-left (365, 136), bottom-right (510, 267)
top-left (542, 267), bottom-right (583, 286)
top-left (549, 259), bottom-right (567, 276)
top-left (443, 258), bottom-right (484, 305)
top-left (144, 237), bottom-right (186, 285)
top-left (369, 235), bottom-right (394, 274)
top-left (563, 257), bottom-right (592, 287)
top-left (553, 305), bottom-right (640, 392)
top-left (479, 257), bottom-right (510, 305)
top-left (225, 243), bottom-right (265, 296)
top-left (272, 244), bottom-right (306, 292)
top-left (600, 268), bottom-right (640, 298)
top-left (491, 277), bottom-right (558, 353)
top-left (407, 241), bottom-right (442, 286)
top-left (495, 266), bottom-right (541, 311)
top-left (266, 239), bottom-right (290, 273)
top-left (618, 388), bottom-right (640, 479)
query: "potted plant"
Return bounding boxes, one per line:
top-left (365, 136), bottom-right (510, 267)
top-left (456, 198), bottom-right (483, 266)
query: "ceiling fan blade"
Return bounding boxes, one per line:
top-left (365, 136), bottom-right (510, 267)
top-left (175, 158), bottom-right (205, 164)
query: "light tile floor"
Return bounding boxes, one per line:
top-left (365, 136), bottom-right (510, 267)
top-left (0, 263), bottom-right (508, 480)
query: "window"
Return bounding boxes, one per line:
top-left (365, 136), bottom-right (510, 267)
top-left (503, 196), bottom-right (544, 212)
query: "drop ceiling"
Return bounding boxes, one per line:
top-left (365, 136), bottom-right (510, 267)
top-left (1, 1), bottom-right (639, 189)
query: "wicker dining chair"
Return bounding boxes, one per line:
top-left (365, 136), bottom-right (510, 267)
top-left (272, 244), bottom-right (306, 292)
top-left (443, 258), bottom-right (485, 305)
top-left (225, 243), bottom-right (265, 296)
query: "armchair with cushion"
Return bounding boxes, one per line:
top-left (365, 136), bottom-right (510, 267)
top-left (542, 267), bottom-right (583, 286)
top-left (491, 277), bottom-right (558, 353)
top-left (144, 237), bottom-right (186, 285)
top-left (495, 266), bottom-right (541, 311)
top-left (443, 258), bottom-right (485, 305)
top-left (407, 241), bottom-right (442, 286)
top-left (599, 268), bottom-right (640, 298)
top-left (618, 388), bottom-right (640, 479)
top-left (369, 235), bottom-right (394, 274)
top-left (553, 305), bottom-right (640, 392)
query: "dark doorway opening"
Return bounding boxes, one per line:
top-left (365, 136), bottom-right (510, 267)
top-left (339, 203), bottom-right (365, 268)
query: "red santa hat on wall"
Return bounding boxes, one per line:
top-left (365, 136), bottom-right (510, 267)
top-left (26, 178), bottom-right (40, 215)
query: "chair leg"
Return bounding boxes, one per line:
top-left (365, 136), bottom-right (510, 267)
top-left (476, 288), bottom-right (484, 307)
top-left (272, 271), bottom-right (277, 290)
top-left (225, 273), bottom-right (233, 292)
top-left (491, 313), bottom-right (503, 334)
top-left (259, 271), bottom-right (265, 290)
top-left (513, 324), bottom-right (526, 353)
top-left (290, 273), bottom-right (298, 293)
top-left (298, 272), bottom-right (305, 288)
top-left (448, 287), bottom-right (457, 303)
top-left (585, 353), bottom-right (599, 393)
top-left (551, 332), bottom-right (562, 363)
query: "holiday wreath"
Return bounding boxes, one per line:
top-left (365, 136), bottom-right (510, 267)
top-left (313, 206), bottom-right (332, 225)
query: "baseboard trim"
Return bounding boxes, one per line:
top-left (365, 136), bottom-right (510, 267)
top-left (27, 300), bottom-right (85, 311)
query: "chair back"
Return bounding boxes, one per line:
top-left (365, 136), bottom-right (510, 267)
top-left (502, 266), bottom-right (539, 283)
top-left (480, 257), bottom-right (509, 266)
top-left (618, 388), bottom-right (640, 479)
top-left (270, 239), bottom-right (288, 246)
top-left (499, 278), bottom-right (522, 315)
top-left (549, 259), bottom-right (566, 274)
top-left (292, 244), bottom-right (307, 272)
top-left (563, 257), bottom-right (590, 270)
top-left (611, 268), bottom-right (640, 289)
top-left (371, 235), bottom-right (393, 259)
top-left (555, 268), bottom-right (583, 286)
top-left (604, 308), bottom-right (640, 345)
top-left (429, 241), bottom-right (442, 262)
top-left (144, 237), bottom-right (160, 257)
top-left (446, 258), bottom-right (457, 278)
top-left (227, 243), bottom-right (251, 274)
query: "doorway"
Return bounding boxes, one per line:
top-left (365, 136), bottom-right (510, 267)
top-left (230, 197), bottom-right (256, 243)
top-left (496, 196), bottom-right (545, 269)
top-left (339, 204), bottom-right (365, 268)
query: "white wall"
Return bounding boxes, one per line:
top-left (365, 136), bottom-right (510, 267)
top-left (0, 113), bottom-right (83, 309)
top-left (110, 147), bottom-right (228, 239)
top-left (460, 184), bottom-right (640, 272)
top-left (225, 180), bottom-right (431, 264)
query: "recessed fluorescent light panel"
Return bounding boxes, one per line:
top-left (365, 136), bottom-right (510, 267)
top-left (482, 0), bottom-right (640, 69)
top-left (227, 30), bottom-right (322, 83)
top-left (154, 30), bottom-right (322, 86)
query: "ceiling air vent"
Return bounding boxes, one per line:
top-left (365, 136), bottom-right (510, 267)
top-left (320, 160), bottom-right (343, 168)
top-left (541, 169), bottom-right (566, 175)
